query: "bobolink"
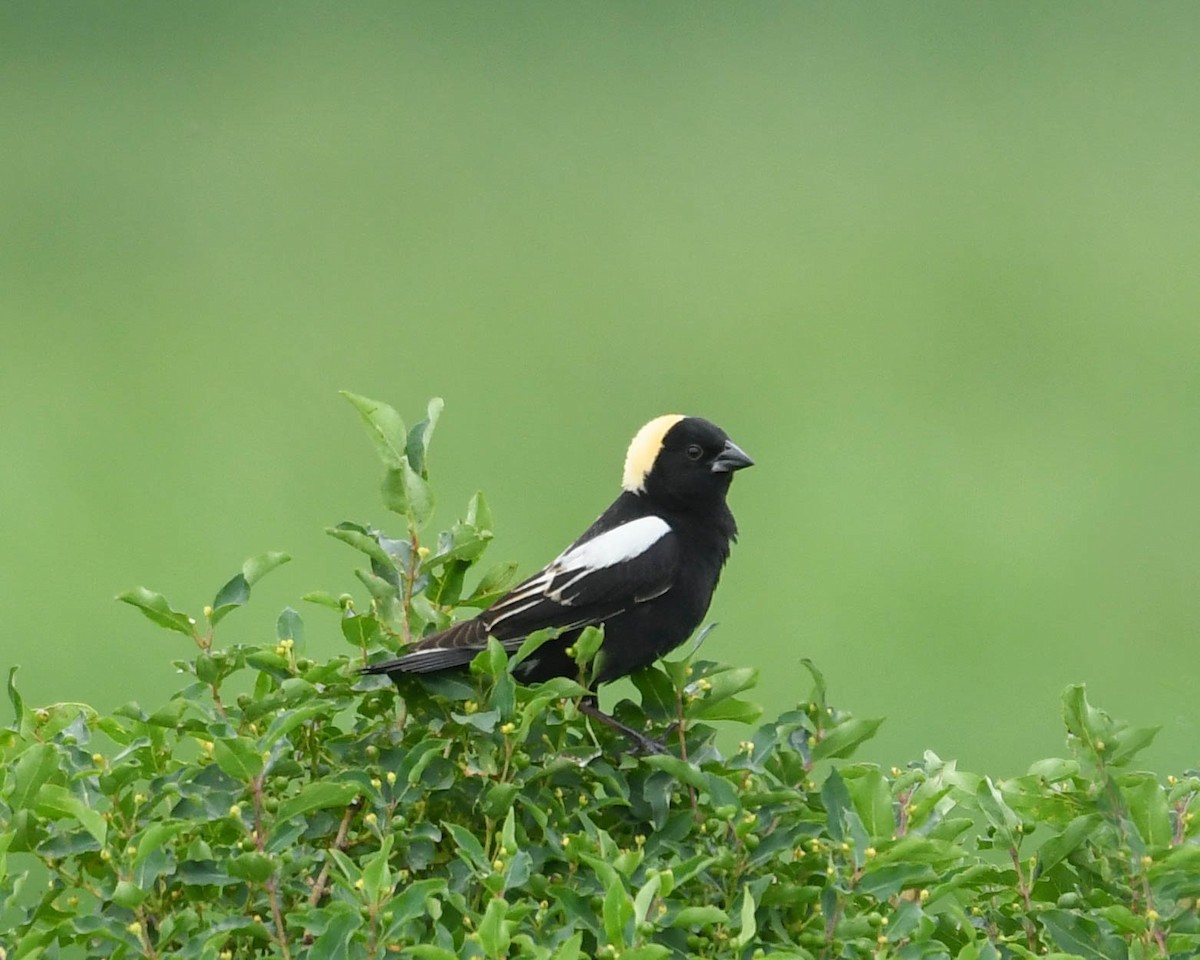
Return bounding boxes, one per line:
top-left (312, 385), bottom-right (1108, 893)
top-left (363, 415), bottom-right (752, 699)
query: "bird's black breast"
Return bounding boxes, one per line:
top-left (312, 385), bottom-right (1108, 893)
top-left (587, 504), bottom-right (735, 684)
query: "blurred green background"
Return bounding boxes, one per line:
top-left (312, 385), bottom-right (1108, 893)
top-left (3, 4), bottom-right (1197, 777)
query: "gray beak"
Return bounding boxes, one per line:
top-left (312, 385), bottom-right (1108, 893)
top-left (711, 439), bottom-right (754, 473)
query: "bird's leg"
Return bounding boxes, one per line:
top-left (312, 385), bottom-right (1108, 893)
top-left (578, 696), bottom-right (667, 756)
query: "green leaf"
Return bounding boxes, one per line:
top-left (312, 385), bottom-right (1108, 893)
top-left (405, 397), bottom-right (444, 477)
top-left (975, 777), bottom-right (1020, 848)
top-left (442, 821), bottom-right (488, 872)
top-left (469, 637), bottom-right (509, 680)
top-left (111, 878), bottom-right (147, 908)
top-left (133, 821), bottom-right (190, 867)
top-left (574, 625), bottom-right (604, 665)
top-left (640, 754), bottom-right (708, 791)
top-left (477, 896), bottom-right (510, 957)
top-left (7, 666), bottom-right (31, 737)
top-left (632, 872), bottom-right (661, 927)
top-left (550, 933), bottom-right (583, 960)
top-left (382, 462), bottom-right (435, 525)
top-left (362, 834), bottom-right (394, 903)
top-left (263, 701), bottom-right (335, 747)
top-left (810, 716), bottom-right (885, 762)
top-left (340, 611), bottom-right (380, 649)
top-left (671, 906), bottom-right (730, 928)
top-left (117, 586), bottom-right (195, 636)
top-left (465, 489), bottom-right (494, 533)
top-left (1108, 724), bottom-right (1161, 767)
top-left (732, 885), bottom-right (758, 949)
top-left (341, 391), bottom-right (408, 469)
top-left (210, 572), bottom-right (250, 626)
top-left (842, 764), bottom-right (896, 841)
top-left (801, 657), bottom-right (827, 712)
top-left (821, 768), bottom-right (852, 842)
top-left (276, 606), bottom-right (304, 643)
top-left (508, 628), bottom-right (556, 673)
top-left (1038, 909), bottom-right (1127, 960)
top-left (1035, 814), bottom-right (1102, 875)
top-left (603, 879), bottom-right (633, 947)
top-left (326, 523), bottom-right (398, 572)
top-left (1122, 773), bottom-right (1172, 849)
top-left (631, 665), bottom-right (677, 721)
top-left (688, 696), bottom-right (763, 724)
top-left (242, 551), bottom-right (291, 586)
top-left (10, 742), bottom-right (59, 811)
top-left (212, 736), bottom-right (263, 782)
top-left (451, 708), bottom-right (500, 733)
top-left (228, 851), bottom-right (275, 883)
top-left (464, 560), bottom-right (520, 606)
top-left (404, 948), bottom-right (457, 960)
top-left (302, 590), bottom-right (344, 610)
top-left (309, 900), bottom-right (363, 959)
top-left (35, 783), bottom-right (107, 844)
top-left (620, 948), bottom-right (671, 960)
top-left (275, 781), bottom-right (359, 824)
top-left (383, 878), bottom-right (447, 933)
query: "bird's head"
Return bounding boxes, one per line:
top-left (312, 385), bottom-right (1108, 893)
top-left (622, 415), bottom-right (754, 509)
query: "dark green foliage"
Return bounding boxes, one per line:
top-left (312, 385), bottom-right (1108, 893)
top-left (2, 396), bottom-right (1198, 959)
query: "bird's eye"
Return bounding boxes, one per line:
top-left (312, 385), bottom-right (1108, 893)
top-left (686, 444), bottom-right (704, 461)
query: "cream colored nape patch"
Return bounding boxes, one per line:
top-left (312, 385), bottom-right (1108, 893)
top-left (622, 414), bottom-right (686, 492)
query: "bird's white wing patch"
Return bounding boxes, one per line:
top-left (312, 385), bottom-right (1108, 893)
top-left (556, 516), bottom-right (671, 572)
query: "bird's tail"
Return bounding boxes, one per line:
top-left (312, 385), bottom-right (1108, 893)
top-left (359, 618), bottom-right (491, 676)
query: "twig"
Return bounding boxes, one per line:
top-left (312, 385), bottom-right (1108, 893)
top-left (308, 803), bottom-right (359, 908)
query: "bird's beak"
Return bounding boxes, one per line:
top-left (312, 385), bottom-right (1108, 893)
top-left (711, 439), bottom-right (754, 473)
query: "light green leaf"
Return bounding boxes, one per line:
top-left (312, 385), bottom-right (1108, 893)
top-left (405, 397), bottom-right (444, 477)
top-left (477, 896), bottom-right (510, 957)
top-left (133, 821), bottom-right (190, 867)
top-left (276, 606), bottom-right (304, 643)
top-left (732, 886), bottom-right (757, 948)
top-left (242, 551), bottom-right (291, 586)
top-left (632, 872), bottom-right (661, 927)
top-left (35, 783), bottom-right (107, 844)
top-left (325, 523), bottom-right (398, 572)
top-left (1038, 908), bottom-right (1127, 960)
top-left (671, 906), bottom-right (730, 927)
top-left (117, 586), bottom-right (195, 636)
top-left (842, 764), bottom-right (896, 841)
top-left (382, 462), bottom-right (435, 525)
top-left (1035, 814), bottom-right (1102, 875)
top-left (382, 878), bottom-right (447, 934)
top-left (508, 628), bottom-right (556, 673)
top-left (212, 737), bottom-right (264, 782)
top-left (464, 560), bottom-right (520, 606)
top-left (1108, 724), bottom-right (1162, 767)
top-left (275, 781), bottom-right (359, 824)
top-left (341, 391), bottom-right (408, 469)
top-left (1122, 772), bottom-right (1172, 849)
top-left (603, 880), bottom-right (633, 947)
top-left (7, 666), bottom-right (31, 737)
top-left (209, 573), bottom-right (250, 626)
top-left (227, 851), bottom-right (275, 883)
top-left (811, 716), bottom-right (885, 762)
top-left (620, 948), bottom-right (671, 960)
top-left (10, 743), bottom-right (59, 812)
top-left (975, 777), bottom-right (1020, 849)
top-left (549, 932), bottom-right (583, 960)
top-left (465, 489), bottom-right (494, 532)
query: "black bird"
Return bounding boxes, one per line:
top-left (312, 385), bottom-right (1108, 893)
top-left (363, 415), bottom-right (753, 742)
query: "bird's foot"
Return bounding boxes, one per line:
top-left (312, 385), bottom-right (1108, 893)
top-left (578, 699), bottom-right (669, 756)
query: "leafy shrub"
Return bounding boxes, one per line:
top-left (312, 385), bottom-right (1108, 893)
top-left (2, 395), bottom-right (1197, 959)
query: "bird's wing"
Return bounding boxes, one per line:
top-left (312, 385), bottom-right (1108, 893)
top-left (362, 515), bottom-right (679, 675)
